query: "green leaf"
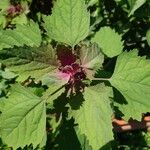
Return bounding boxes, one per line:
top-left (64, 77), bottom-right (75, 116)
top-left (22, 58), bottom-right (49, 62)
top-left (110, 50), bottom-right (150, 120)
top-left (80, 43), bottom-right (104, 70)
top-left (145, 132), bottom-right (150, 147)
top-left (79, 43), bottom-right (104, 79)
top-left (0, 0), bottom-right (9, 11)
top-left (43, 0), bottom-right (90, 47)
top-left (0, 21), bottom-right (42, 50)
top-left (0, 84), bottom-right (46, 149)
top-left (128, 0), bottom-right (146, 16)
top-left (0, 66), bottom-right (17, 95)
top-left (86, 0), bottom-right (99, 7)
top-left (92, 27), bottom-right (123, 58)
top-left (0, 44), bottom-right (58, 83)
top-left (75, 127), bottom-right (92, 150)
top-left (0, 80), bottom-right (7, 95)
top-left (0, 69), bottom-right (17, 80)
top-left (146, 29), bottom-right (150, 47)
top-left (12, 13), bottom-right (28, 25)
top-left (70, 84), bottom-right (113, 150)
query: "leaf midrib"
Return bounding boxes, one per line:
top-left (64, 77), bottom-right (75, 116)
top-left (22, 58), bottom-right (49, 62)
top-left (3, 98), bottom-right (45, 139)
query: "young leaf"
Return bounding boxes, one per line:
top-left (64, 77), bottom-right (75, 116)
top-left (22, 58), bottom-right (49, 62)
top-left (128, 0), bottom-right (146, 16)
top-left (0, 84), bottom-right (46, 149)
top-left (80, 43), bottom-right (104, 70)
top-left (110, 50), bottom-right (150, 120)
top-left (69, 84), bottom-right (113, 150)
top-left (92, 27), bottom-right (123, 58)
top-left (146, 29), bottom-right (150, 47)
top-left (0, 44), bottom-right (57, 83)
top-left (0, 21), bottom-right (42, 50)
top-left (43, 0), bottom-right (90, 47)
top-left (79, 43), bottom-right (104, 79)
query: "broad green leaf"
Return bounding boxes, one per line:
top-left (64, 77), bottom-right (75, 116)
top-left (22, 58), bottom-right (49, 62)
top-left (75, 127), bottom-right (92, 150)
top-left (0, 21), bottom-right (42, 50)
top-left (43, 0), bottom-right (90, 47)
top-left (92, 27), bottom-right (123, 58)
top-left (0, 44), bottom-right (58, 83)
top-left (80, 43), bottom-right (104, 70)
top-left (0, 84), bottom-right (46, 149)
top-left (12, 13), bottom-right (28, 25)
top-left (146, 29), bottom-right (150, 47)
top-left (0, 0), bottom-right (9, 11)
top-left (69, 84), bottom-right (113, 150)
top-left (110, 50), bottom-right (150, 120)
top-left (128, 0), bottom-right (146, 16)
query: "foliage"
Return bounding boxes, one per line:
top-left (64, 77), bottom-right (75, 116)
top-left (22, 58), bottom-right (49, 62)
top-left (92, 27), bottom-right (123, 57)
top-left (0, 0), bottom-right (150, 150)
top-left (0, 21), bottom-right (42, 50)
top-left (110, 50), bottom-right (150, 120)
top-left (43, 0), bottom-right (90, 47)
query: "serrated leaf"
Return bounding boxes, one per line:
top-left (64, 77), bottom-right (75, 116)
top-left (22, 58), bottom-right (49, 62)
top-left (0, 21), bottom-right (42, 50)
top-left (110, 50), bottom-right (150, 120)
top-left (75, 127), bottom-right (92, 150)
top-left (70, 84), bottom-right (113, 150)
top-left (0, 84), bottom-right (46, 149)
top-left (146, 29), bottom-right (150, 47)
top-left (43, 0), bottom-right (90, 47)
top-left (0, 44), bottom-right (58, 84)
top-left (79, 43), bottom-right (104, 79)
top-left (128, 0), bottom-right (146, 16)
top-left (80, 43), bottom-right (104, 70)
top-left (92, 27), bottom-right (123, 58)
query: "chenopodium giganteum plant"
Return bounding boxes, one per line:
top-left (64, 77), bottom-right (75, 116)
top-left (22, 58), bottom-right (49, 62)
top-left (0, 0), bottom-right (150, 149)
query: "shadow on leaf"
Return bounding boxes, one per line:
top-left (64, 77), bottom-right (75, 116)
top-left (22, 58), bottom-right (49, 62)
top-left (69, 92), bottom-right (85, 110)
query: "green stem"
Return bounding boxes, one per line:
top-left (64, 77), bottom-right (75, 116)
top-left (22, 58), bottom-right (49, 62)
top-left (92, 77), bottom-right (110, 81)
